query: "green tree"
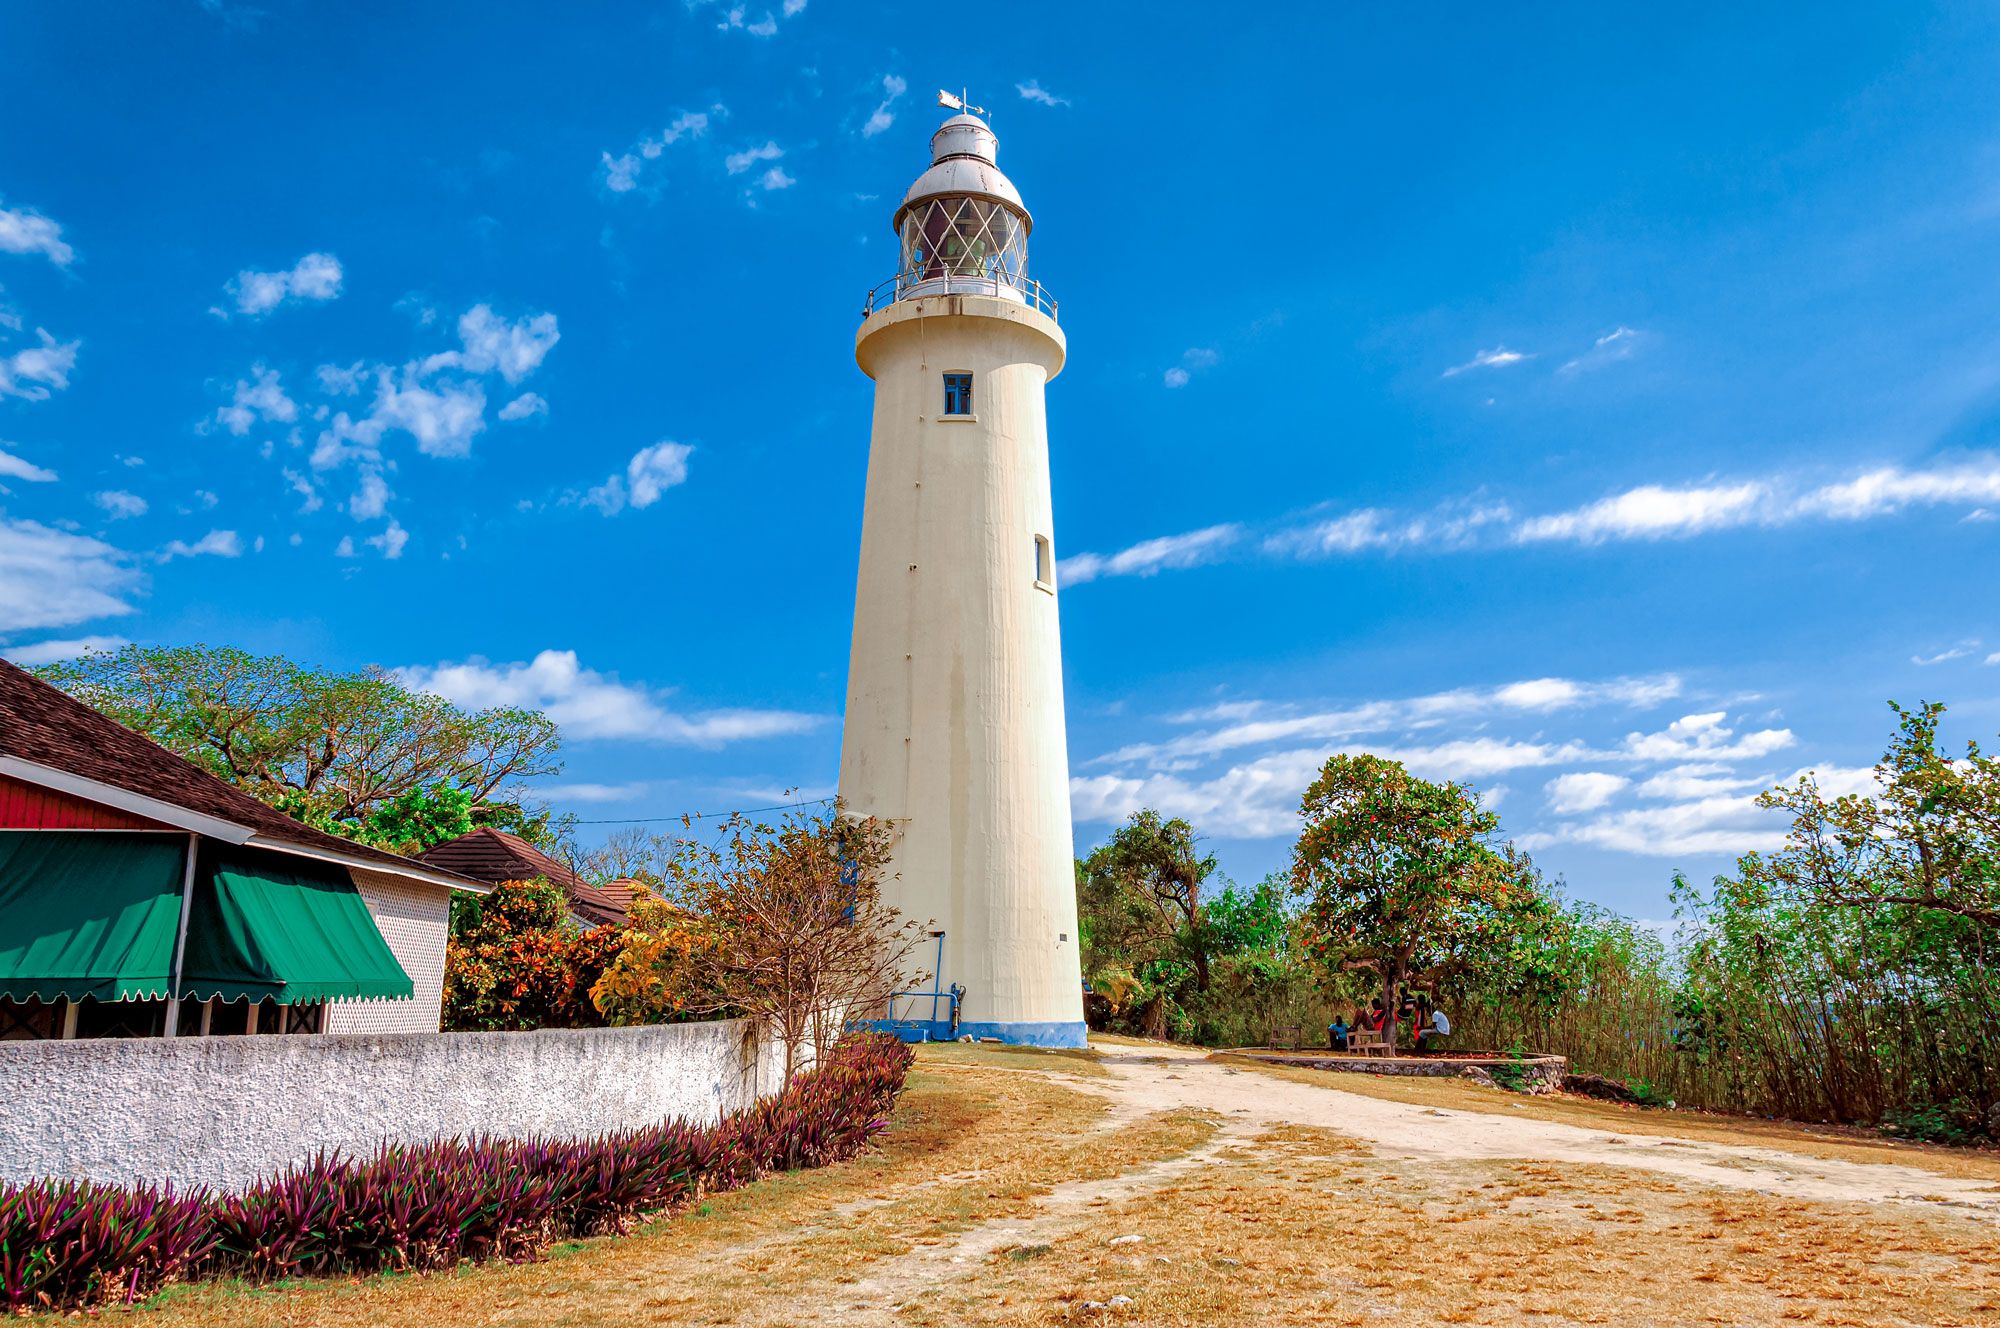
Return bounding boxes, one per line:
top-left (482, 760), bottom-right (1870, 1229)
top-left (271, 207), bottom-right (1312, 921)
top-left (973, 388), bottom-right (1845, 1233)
top-left (36, 644), bottom-right (560, 852)
top-left (1289, 753), bottom-right (1564, 1052)
top-left (1077, 810), bottom-right (1220, 1037)
top-left (1751, 701), bottom-right (2000, 928)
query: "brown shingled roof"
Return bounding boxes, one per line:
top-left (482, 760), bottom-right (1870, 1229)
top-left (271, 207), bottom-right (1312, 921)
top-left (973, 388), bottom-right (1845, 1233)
top-left (0, 659), bottom-right (479, 888)
top-left (416, 827), bottom-right (640, 927)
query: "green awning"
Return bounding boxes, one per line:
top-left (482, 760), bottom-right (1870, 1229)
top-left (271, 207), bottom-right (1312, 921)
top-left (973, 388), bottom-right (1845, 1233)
top-left (182, 843), bottom-right (413, 1004)
top-left (0, 831), bottom-right (189, 1002)
top-left (0, 832), bottom-right (413, 1006)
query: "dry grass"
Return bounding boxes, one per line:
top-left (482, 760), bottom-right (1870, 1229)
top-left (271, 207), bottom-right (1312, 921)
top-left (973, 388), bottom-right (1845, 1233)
top-left (124, 1044), bottom-right (2000, 1327)
top-left (1218, 1055), bottom-right (2000, 1183)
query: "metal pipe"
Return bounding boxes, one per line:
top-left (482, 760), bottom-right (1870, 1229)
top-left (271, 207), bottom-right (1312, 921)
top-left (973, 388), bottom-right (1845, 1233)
top-left (161, 833), bottom-right (199, 1037)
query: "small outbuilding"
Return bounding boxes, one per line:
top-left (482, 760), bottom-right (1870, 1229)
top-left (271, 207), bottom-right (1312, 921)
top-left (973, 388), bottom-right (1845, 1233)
top-left (0, 661), bottom-right (484, 1040)
top-left (416, 826), bottom-right (645, 928)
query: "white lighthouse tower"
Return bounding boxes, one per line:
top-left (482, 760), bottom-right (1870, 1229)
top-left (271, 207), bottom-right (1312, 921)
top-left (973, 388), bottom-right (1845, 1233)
top-left (838, 104), bottom-right (1085, 1047)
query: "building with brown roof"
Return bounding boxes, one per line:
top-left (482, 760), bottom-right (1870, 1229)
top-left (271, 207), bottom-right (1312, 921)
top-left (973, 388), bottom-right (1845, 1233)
top-left (416, 827), bottom-right (646, 928)
top-left (0, 661), bottom-right (485, 1041)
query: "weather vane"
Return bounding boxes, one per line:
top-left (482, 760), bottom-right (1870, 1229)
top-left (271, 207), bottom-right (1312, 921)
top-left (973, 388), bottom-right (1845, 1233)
top-left (938, 88), bottom-right (986, 117)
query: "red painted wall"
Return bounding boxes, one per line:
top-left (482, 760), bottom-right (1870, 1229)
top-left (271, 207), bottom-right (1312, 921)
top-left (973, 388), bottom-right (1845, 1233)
top-left (0, 775), bottom-right (166, 830)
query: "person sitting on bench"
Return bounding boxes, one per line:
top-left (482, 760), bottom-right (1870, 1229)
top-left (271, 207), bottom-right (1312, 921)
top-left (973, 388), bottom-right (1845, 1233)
top-left (1327, 1015), bottom-right (1350, 1051)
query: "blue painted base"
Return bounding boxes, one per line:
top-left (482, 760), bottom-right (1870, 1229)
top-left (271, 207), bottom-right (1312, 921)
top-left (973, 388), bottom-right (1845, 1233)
top-left (953, 1020), bottom-right (1091, 1049)
top-left (849, 1018), bottom-right (1092, 1049)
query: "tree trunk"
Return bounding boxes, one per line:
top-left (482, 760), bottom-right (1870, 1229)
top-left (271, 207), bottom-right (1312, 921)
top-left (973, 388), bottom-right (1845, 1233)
top-left (1382, 971), bottom-right (1403, 1055)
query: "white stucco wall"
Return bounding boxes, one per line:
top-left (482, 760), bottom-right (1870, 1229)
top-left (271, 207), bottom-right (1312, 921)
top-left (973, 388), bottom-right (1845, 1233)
top-left (0, 1018), bottom-right (789, 1192)
top-left (324, 868), bottom-right (454, 1034)
top-left (839, 293), bottom-right (1085, 1038)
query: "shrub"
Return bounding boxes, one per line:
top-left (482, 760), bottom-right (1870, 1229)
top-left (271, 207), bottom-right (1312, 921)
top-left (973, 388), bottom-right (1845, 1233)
top-left (0, 1032), bottom-right (913, 1314)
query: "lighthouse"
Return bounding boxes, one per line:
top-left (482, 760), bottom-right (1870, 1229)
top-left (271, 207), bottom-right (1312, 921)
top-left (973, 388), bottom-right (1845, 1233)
top-left (838, 104), bottom-right (1086, 1047)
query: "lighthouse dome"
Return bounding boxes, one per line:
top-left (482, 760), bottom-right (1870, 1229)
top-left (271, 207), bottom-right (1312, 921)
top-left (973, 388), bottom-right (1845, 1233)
top-left (893, 113), bottom-right (1030, 233)
top-left (882, 109), bottom-right (1043, 312)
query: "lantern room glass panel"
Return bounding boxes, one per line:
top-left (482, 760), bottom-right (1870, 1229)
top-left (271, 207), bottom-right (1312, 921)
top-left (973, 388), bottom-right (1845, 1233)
top-left (899, 197), bottom-right (1030, 298)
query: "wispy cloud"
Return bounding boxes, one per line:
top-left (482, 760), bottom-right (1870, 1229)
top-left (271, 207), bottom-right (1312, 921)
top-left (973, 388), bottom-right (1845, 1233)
top-left (223, 252), bottom-right (343, 317)
top-left (583, 441), bottom-right (693, 516)
top-left (0, 204), bottom-right (74, 266)
top-left (725, 140), bottom-right (784, 175)
top-left (158, 529), bottom-right (242, 562)
top-left (1442, 346), bottom-right (1530, 377)
top-left (1163, 346), bottom-right (1218, 388)
top-left (499, 392), bottom-right (548, 422)
top-left (0, 445), bottom-right (57, 484)
top-left (2, 635), bottom-right (129, 667)
top-left (1545, 771), bottom-right (1629, 814)
top-left (399, 649), bottom-right (824, 746)
top-left (92, 490), bottom-right (147, 520)
top-left (1913, 643), bottom-right (1978, 666)
top-left (0, 519), bottom-right (135, 632)
top-left (0, 330), bottom-right (79, 401)
top-left (1017, 80), bottom-right (1070, 107)
top-left (862, 74), bottom-right (906, 138)
top-left (1059, 523), bottom-right (1241, 585)
top-left (1064, 452), bottom-right (2000, 588)
top-left (1559, 325), bottom-right (1645, 374)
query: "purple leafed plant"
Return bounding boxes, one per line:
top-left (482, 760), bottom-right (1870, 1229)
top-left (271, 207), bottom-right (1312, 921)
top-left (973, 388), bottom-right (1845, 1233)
top-left (0, 1032), bottom-right (914, 1314)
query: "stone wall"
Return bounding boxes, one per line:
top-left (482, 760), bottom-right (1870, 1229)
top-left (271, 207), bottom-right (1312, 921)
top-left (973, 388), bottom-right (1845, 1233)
top-left (0, 1018), bottom-right (789, 1192)
top-left (324, 868), bottom-right (454, 1035)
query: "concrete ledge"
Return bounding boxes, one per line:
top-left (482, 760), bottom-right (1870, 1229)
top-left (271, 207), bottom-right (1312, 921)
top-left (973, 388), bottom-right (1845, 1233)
top-left (1221, 1049), bottom-right (1569, 1093)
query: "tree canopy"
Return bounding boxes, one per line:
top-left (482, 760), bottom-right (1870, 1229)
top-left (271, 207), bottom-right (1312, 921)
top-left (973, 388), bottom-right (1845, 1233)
top-left (1289, 753), bottom-right (1567, 1051)
top-left (36, 643), bottom-right (560, 854)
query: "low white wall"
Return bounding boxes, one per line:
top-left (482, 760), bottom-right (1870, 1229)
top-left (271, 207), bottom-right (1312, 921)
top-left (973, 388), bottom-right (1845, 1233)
top-left (0, 1018), bottom-right (790, 1192)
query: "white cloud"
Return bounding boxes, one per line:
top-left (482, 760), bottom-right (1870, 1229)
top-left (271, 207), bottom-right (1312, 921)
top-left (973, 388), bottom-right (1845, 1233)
top-left (862, 74), bottom-right (906, 138)
top-left (398, 649), bottom-right (824, 746)
top-left (1443, 347), bottom-right (1530, 377)
top-left (421, 305), bottom-right (559, 384)
top-left (212, 364), bottom-right (298, 436)
top-left (782, 0), bottom-right (806, 13)
top-left (2, 635), bottom-right (129, 666)
top-left (92, 490), bottom-right (147, 520)
top-left (1545, 771), bottom-right (1629, 815)
top-left (663, 109), bottom-right (712, 143)
top-left (348, 469), bottom-right (390, 520)
top-left (335, 535), bottom-right (356, 558)
top-left (1016, 80), bottom-right (1070, 107)
top-left (759, 166), bottom-right (796, 191)
top-left (1633, 764), bottom-right (1761, 801)
top-left (0, 445), bottom-right (57, 483)
top-left (366, 518), bottom-right (409, 560)
top-left (226, 252), bottom-right (343, 316)
top-left (0, 205), bottom-right (74, 266)
top-left (586, 441), bottom-right (693, 515)
top-left (1617, 712), bottom-right (1794, 764)
top-left (0, 329), bottom-right (79, 401)
top-left (602, 151), bottom-right (643, 193)
top-left (499, 391), bottom-right (548, 422)
top-left (1265, 503), bottom-right (1514, 560)
top-left (282, 467), bottom-right (322, 513)
top-left (0, 519), bottom-right (135, 631)
top-left (1059, 524), bottom-right (1241, 585)
top-left (1912, 644), bottom-right (1977, 666)
top-left (370, 371), bottom-right (487, 458)
top-left (1559, 325), bottom-right (1644, 374)
top-left (1515, 482), bottom-right (1768, 544)
top-left (745, 12), bottom-right (777, 36)
top-left (1163, 346), bottom-right (1218, 388)
top-left (316, 361), bottom-right (364, 395)
top-left (725, 141), bottom-right (783, 174)
top-left (159, 529), bottom-right (242, 561)
top-left (538, 780), bottom-right (652, 804)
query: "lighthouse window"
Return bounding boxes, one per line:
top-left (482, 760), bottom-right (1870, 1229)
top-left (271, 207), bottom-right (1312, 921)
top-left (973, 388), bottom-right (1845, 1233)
top-left (942, 372), bottom-right (973, 417)
top-left (1034, 534), bottom-right (1054, 592)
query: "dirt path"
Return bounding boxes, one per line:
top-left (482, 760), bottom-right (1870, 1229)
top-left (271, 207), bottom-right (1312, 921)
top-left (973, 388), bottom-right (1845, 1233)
top-left (1085, 1043), bottom-right (2000, 1216)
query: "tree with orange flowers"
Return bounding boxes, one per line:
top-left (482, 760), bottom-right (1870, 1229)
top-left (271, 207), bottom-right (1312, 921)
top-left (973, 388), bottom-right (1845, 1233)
top-left (1289, 754), bottom-right (1568, 1054)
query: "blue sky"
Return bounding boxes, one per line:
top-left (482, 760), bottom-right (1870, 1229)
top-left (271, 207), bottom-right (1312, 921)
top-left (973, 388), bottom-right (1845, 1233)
top-left (4, 2), bottom-right (1999, 918)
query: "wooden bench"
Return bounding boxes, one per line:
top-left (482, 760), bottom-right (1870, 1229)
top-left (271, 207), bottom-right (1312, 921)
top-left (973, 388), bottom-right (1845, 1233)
top-left (1268, 1024), bottom-right (1304, 1051)
top-left (1345, 1029), bottom-right (1388, 1056)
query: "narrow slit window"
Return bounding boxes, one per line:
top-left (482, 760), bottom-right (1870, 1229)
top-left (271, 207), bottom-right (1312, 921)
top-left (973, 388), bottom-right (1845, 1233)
top-left (942, 372), bottom-right (973, 416)
top-left (1034, 534), bottom-right (1054, 588)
